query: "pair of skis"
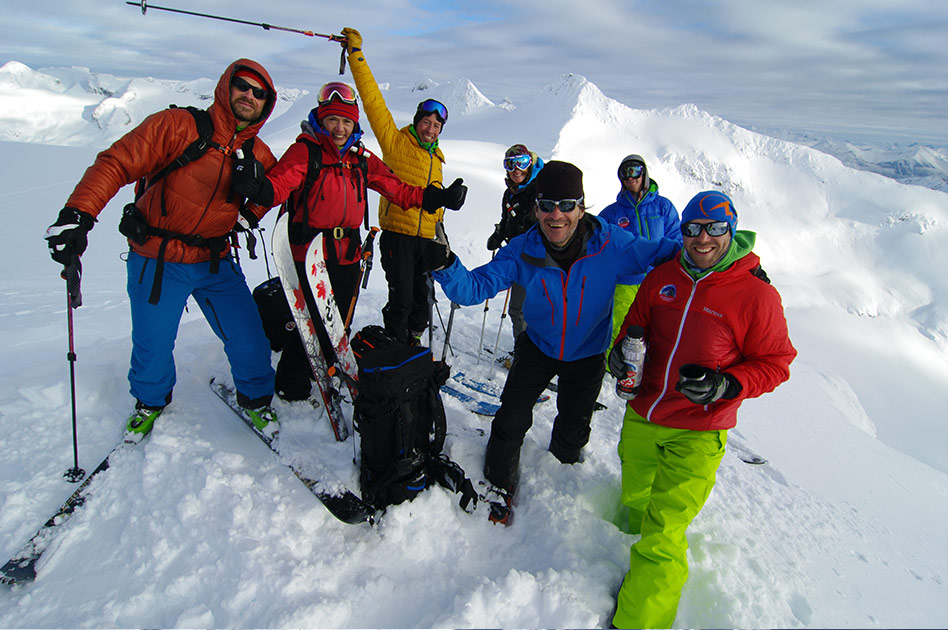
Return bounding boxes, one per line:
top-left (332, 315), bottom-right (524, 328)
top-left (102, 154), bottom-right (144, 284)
top-left (441, 371), bottom-right (551, 416)
top-left (270, 213), bottom-right (362, 442)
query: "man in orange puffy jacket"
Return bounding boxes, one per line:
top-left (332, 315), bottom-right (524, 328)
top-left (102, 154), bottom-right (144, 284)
top-left (44, 59), bottom-right (281, 444)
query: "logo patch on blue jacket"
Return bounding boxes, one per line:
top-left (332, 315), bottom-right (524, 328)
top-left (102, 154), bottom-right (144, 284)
top-left (617, 216), bottom-right (630, 228)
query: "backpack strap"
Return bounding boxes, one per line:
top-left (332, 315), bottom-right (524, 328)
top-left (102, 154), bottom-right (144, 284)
top-left (287, 138), bottom-right (370, 250)
top-left (750, 263), bottom-right (772, 284)
top-left (124, 106), bottom-right (240, 304)
top-left (135, 106), bottom-right (222, 204)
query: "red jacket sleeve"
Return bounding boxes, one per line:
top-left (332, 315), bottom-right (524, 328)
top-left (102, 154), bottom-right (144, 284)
top-left (264, 141), bottom-right (310, 209)
top-left (365, 152), bottom-right (425, 210)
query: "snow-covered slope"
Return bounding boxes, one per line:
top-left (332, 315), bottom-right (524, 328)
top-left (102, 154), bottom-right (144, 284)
top-left (0, 62), bottom-right (945, 628)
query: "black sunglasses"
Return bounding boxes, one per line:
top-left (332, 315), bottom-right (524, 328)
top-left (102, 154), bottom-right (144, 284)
top-left (681, 221), bottom-right (730, 237)
top-left (231, 77), bottom-right (269, 100)
top-left (537, 198), bottom-right (583, 213)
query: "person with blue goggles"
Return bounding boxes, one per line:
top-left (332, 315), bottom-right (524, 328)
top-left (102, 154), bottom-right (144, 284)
top-left (340, 27), bottom-right (465, 346)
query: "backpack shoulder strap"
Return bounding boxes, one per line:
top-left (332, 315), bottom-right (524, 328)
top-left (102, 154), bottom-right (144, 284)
top-left (136, 105), bottom-right (220, 201)
top-left (350, 143), bottom-right (371, 229)
top-left (749, 263), bottom-right (772, 285)
top-left (288, 137), bottom-right (323, 225)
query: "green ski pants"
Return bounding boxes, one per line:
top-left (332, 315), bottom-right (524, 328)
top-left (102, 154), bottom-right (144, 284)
top-left (608, 283), bottom-right (641, 354)
top-left (613, 408), bottom-right (727, 629)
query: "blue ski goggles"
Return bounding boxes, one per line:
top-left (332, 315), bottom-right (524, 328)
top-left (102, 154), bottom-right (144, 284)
top-left (504, 154), bottom-right (533, 172)
top-left (417, 99), bottom-right (448, 123)
top-left (620, 163), bottom-right (644, 179)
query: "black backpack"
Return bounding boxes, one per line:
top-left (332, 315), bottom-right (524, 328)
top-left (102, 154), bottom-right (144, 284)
top-left (351, 325), bottom-right (477, 512)
top-left (251, 276), bottom-right (296, 352)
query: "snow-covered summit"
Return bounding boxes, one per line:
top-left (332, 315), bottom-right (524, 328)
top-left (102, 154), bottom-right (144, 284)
top-left (0, 60), bottom-right (945, 628)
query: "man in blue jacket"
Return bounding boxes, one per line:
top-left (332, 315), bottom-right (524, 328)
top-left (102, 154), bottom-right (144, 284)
top-left (425, 161), bottom-right (680, 524)
top-left (599, 154), bottom-right (681, 349)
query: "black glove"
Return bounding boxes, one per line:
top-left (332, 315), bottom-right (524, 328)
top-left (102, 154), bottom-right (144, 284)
top-left (675, 364), bottom-right (741, 405)
top-left (45, 207), bottom-right (95, 266)
top-left (232, 151), bottom-right (274, 207)
top-left (607, 338), bottom-right (627, 380)
top-left (422, 178), bottom-right (467, 213)
top-left (486, 227), bottom-right (504, 251)
top-left (423, 222), bottom-right (456, 271)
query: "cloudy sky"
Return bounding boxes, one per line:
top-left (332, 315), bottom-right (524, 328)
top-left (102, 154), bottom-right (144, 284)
top-left (3, 0), bottom-right (946, 145)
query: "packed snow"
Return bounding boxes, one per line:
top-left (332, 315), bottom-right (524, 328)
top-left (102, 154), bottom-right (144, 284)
top-left (0, 62), bottom-right (945, 628)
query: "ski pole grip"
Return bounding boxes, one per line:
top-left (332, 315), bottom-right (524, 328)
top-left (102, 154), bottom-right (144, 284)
top-left (64, 259), bottom-right (83, 309)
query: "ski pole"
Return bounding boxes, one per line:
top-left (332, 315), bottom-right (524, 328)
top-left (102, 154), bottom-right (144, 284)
top-left (427, 273), bottom-right (436, 348)
top-left (430, 289), bottom-right (452, 358)
top-left (476, 251), bottom-right (496, 365)
top-left (62, 259), bottom-right (85, 483)
top-left (441, 302), bottom-right (459, 362)
top-left (487, 287), bottom-right (512, 381)
top-left (127, 1), bottom-right (349, 73)
top-left (258, 226), bottom-right (272, 278)
top-left (345, 227), bottom-right (379, 331)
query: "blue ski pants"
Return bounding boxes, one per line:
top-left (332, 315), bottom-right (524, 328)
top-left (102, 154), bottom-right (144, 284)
top-left (613, 408), bottom-right (727, 629)
top-left (126, 251), bottom-right (275, 408)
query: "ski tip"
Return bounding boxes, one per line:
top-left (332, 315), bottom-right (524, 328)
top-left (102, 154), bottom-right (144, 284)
top-left (740, 456), bottom-right (768, 465)
top-left (0, 559), bottom-right (37, 585)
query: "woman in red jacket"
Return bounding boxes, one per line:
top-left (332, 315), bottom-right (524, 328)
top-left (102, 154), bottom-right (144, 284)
top-left (608, 191), bottom-right (797, 628)
top-left (234, 82), bottom-right (465, 400)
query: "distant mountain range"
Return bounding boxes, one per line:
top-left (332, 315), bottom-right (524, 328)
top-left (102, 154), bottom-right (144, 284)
top-left (2, 60), bottom-right (946, 193)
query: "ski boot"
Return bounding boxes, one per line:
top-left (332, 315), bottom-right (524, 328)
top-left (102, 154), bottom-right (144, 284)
top-left (485, 484), bottom-right (516, 526)
top-left (245, 405), bottom-right (280, 441)
top-left (124, 403), bottom-right (164, 444)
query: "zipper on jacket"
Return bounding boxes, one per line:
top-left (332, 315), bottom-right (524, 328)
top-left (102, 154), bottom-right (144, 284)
top-left (645, 269), bottom-right (713, 422)
top-left (190, 132), bottom-right (234, 235)
top-left (415, 153), bottom-right (436, 237)
top-left (575, 276), bottom-right (587, 326)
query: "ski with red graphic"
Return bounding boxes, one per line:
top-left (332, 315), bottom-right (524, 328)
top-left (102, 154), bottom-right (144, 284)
top-left (304, 236), bottom-right (359, 401)
top-left (271, 213), bottom-right (349, 441)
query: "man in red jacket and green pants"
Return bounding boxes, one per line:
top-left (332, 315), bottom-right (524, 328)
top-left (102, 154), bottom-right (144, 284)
top-left (608, 190), bottom-right (797, 628)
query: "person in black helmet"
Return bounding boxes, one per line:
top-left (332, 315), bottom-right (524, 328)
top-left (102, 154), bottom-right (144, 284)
top-left (340, 26), bottom-right (465, 346)
top-left (486, 144), bottom-right (546, 346)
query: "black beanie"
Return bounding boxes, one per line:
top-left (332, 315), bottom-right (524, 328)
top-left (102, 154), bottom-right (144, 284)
top-left (536, 160), bottom-right (584, 200)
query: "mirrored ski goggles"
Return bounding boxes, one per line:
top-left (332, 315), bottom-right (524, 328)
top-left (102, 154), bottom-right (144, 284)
top-left (537, 197), bottom-right (584, 214)
top-left (231, 77), bottom-right (269, 100)
top-left (681, 220), bottom-right (731, 237)
top-left (504, 154), bottom-right (533, 172)
top-left (417, 99), bottom-right (449, 123)
top-left (620, 163), bottom-right (644, 179)
top-left (317, 81), bottom-right (358, 105)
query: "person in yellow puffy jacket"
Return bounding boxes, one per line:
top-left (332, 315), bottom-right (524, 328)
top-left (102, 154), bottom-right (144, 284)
top-left (341, 26), bottom-right (465, 345)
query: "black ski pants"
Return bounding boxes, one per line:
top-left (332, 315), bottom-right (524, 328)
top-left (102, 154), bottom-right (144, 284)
top-left (379, 230), bottom-right (431, 343)
top-left (484, 334), bottom-right (607, 491)
top-left (275, 247), bottom-right (359, 401)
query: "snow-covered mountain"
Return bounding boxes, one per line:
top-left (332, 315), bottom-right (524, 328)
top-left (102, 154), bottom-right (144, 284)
top-left (752, 126), bottom-right (948, 193)
top-left (4, 61), bottom-right (946, 192)
top-left (0, 61), bottom-right (945, 628)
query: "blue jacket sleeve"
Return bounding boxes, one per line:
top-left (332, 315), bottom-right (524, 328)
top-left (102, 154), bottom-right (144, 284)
top-left (432, 246), bottom-right (519, 306)
top-left (610, 224), bottom-right (680, 276)
top-left (662, 198), bottom-right (682, 244)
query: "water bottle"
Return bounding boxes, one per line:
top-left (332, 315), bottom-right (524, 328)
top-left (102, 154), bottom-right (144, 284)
top-left (615, 326), bottom-right (646, 400)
